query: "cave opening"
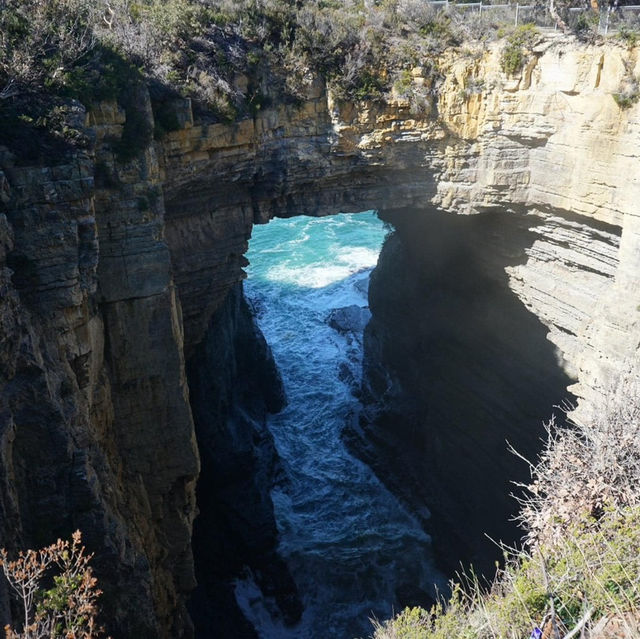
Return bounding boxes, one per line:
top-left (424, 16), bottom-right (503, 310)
top-left (184, 204), bottom-right (608, 639)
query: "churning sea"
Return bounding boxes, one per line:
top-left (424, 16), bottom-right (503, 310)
top-left (237, 211), bottom-right (443, 639)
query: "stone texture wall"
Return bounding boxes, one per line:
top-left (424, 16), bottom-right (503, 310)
top-left (432, 37), bottom-right (640, 410)
top-left (186, 284), bottom-right (301, 637)
top-left (0, 97), bottom-right (198, 636)
top-left (0, 34), bottom-right (638, 634)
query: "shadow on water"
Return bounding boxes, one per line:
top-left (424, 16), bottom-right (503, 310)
top-left (357, 206), bottom-right (576, 578)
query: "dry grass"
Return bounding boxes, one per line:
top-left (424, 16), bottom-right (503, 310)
top-left (371, 508), bottom-right (640, 639)
top-left (518, 377), bottom-right (640, 548)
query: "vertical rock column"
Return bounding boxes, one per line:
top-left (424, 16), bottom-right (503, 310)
top-left (90, 94), bottom-right (200, 636)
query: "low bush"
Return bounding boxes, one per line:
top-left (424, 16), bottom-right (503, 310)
top-left (1, 530), bottom-right (104, 638)
top-left (0, 0), bottom-right (100, 100)
top-left (618, 25), bottom-right (640, 48)
top-left (500, 23), bottom-right (539, 76)
top-left (373, 506), bottom-right (640, 639)
top-left (519, 378), bottom-right (640, 545)
top-left (613, 82), bottom-right (640, 109)
top-left (0, 0), bottom-right (457, 122)
top-left (501, 44), bottom-right (526, 76)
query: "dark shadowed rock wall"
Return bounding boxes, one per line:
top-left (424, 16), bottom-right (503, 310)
top-left (357, 208), bottom-right (585, 574)
top-left (186, 284), bottom-right (301, 636)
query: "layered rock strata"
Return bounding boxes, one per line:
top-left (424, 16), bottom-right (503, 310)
top-left (357, 38), bottom-right (637, 572)
top-left (359, 206), bottom-right (619, 573)
top-left (0, 95), bottom-right (199, 636)
top-left (0, 35), bottom-right (638, 634)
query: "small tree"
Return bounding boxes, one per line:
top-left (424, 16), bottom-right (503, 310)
top-left (0, 531), bottom-right (103, 639)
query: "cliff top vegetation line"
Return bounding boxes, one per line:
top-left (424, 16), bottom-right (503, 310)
top-left (1, 0), bottom-right (634, 165)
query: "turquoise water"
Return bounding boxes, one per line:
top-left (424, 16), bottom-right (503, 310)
top-left (238, 212), bottom-right (442, 638)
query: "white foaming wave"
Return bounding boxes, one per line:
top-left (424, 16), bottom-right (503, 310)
top-left (265, 263), bottom-right (355, 288)
top-left (264, 246), bottom-right (380, 288)
top-left (334, 245), bottom-right (380, 269)
top-left (289, 231), bottom-right (311, 245)
top-left (235, 571), bottom-right (308, 639)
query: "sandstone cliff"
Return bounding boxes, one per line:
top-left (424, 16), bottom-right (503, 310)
top-left (357, 37), bottom-right (640, 571)
top-left (0, 35), bottom-right (638, 634)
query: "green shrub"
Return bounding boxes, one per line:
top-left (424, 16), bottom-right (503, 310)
top-left (418, 14), bottom-right (453, 40)
top-left (618, 25), bottom-right (640, 47)
top-left (371, 507), bottom-right (640, 639)
top-left (500, 24), bottom-right (538, 76)
top-left (394, 69), bottom-right (414, 96)
top-left (0, 0), bottom-right (101, 99)
top-left (352, 70), bottom-right (388, 102)
top-left (613, 83), bottom-right (640, 109)
top-left (501, 45), bottom-right (525, 75)
top-left (372, 606), bottom-right (432, 639)
top-left (570, 10), bottom-right (600, 40)
top-left (58, 46), bottom-right (145, 106)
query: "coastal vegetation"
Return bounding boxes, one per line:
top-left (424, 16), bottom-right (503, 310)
top-left (1, 0), bottom-right (634, 162)
top-left (0, 0), bottom-right (458, 118)
top-left (500, 23), bottom-right (538, 75)
top-left (1, 2), bottom-right (639, 638)
top-left (0, 531), bottom-right (103, 639)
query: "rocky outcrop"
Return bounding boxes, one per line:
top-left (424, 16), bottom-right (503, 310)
top-left (327, 305), bottom-right (372, 334)
top-left (356, 39), bottom-right (639, 572)
top-left (432, 38), bottom-right (640, 410)
top-left (0, 98), bottom-right (199, 636)
top-left (358, 207), bottom-right (610, 572)
top-left (0, 34), bottom-right (639, 635)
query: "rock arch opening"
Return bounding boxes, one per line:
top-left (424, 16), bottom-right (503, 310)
top-left (182, 199), bottom-right (619, 637)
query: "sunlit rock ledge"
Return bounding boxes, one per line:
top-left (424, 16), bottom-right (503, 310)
top-left (158, 34), bottom-right (638, 410)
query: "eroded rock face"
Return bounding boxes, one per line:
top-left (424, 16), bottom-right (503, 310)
top-left (359, 207), bottom-right (619, 573)
top-left (355, 39), bottom-right (638, 574)
top-left (0, 101), bottom-right (198, 636)
top-left (432, 38), bottom-right (640, 410)
top-left (0, 35), bottom-right (638, 635)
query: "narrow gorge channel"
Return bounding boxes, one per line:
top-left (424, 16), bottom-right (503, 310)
top-left (239, 212), bottom-right (443, 639)
top-left (188, 201), bottom-right (620, 638)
